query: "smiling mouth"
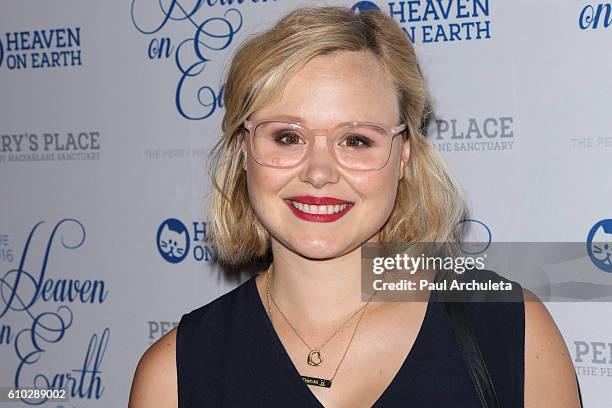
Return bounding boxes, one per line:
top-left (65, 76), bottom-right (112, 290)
top-left (283, 198), bottom-right (354, 222)
top-left (288, 200), bottom-right (350, 215)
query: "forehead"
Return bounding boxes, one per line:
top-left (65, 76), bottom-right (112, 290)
top-left (252, 51), bottom-right (400, 126)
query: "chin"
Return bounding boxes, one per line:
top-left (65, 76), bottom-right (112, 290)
top-left (287, 238), bottom-right (355, 260)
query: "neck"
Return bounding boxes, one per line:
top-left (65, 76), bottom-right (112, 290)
top-left (267, 239), bottom-right (377, 325)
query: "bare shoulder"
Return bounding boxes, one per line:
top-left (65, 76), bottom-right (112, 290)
top-left (522, 288), bottom-right (581, 408)
top-left (128, 327), bottom-right (178, 408)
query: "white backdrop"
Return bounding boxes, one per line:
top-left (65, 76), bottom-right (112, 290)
top-left (1, 0), bottom-right (611, 406)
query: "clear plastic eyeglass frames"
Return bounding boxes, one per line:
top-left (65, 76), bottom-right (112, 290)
top-left (243, 120), bottom-right (407, 171)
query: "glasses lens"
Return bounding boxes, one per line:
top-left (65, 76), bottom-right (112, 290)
top-left (253, 121), bottom-right (309, 167)
top-left (333, 125), bottom-right (391, 170)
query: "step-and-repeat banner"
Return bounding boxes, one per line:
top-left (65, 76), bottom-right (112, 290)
top-left (1, 1), bottom-right (611, 406)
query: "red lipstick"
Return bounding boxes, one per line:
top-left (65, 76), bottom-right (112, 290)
top-left (284, 196), bottom-right (353, 223)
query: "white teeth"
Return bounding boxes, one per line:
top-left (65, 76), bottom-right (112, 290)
top-left (290, 201), bottom-right (349, 215)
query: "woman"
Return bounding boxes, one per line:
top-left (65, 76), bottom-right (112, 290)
top-left (129, 6), bottom-right (580, 407)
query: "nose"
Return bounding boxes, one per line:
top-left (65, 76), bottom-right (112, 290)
top-left (298, 134), bottom-right (340, 189)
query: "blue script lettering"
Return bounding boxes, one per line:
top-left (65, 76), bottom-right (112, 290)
top-left (0, 324), bottom-right (11, 344)
top-left (131, 1), bottom-right (241, 120)
top-left (0, 219), bottom-right (107, 319)
top-left (131, 0), bottom-right (206, 34)
top-left (579, 3), bottom-right (612, 29)
top-left (40, 278), bottom-right (107, 303)
top-left (173, 9), bottom-right (240, 119)
top-left (16, 328), bottom-right (108, 404)
top-left (13, 305), bottom-right (75, 404)
top-left (148, 37), bottom-right (174, 59)
top-left (1, 219), bottom-right (110, 405)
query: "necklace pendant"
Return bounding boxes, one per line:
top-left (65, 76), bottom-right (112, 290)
top-left (302, 375), bottom-right (332, 388)
top-left (307, 349), bottom-right (323, 366)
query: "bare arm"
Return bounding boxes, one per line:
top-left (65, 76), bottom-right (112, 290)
top-left (128, 327), bottom-right (178, 408)
top-left (523, 288), bottom-right (581, 407)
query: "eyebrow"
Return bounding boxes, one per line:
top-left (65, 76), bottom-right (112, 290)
top-left (263, 114), bottom-right (307, 123)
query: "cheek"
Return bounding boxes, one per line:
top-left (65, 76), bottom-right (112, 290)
top-left (353, 167), bottom-right (398, 224)
top-left (247, 157), bottom-right (271, 188)
top-left (353, 168), bottom-right (400, 209)
top-left (245, 160), bottom-right (292, 203)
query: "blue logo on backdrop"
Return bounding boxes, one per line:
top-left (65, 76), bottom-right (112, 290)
top-left (579, 3), bottom-right (611, 30)
top-left (353, 0), bottom-right (492, 44)
top-left (352, 1), bottom-right (380, 12)
top-left (157, 218), bottom-right (190, 263)
top-left (0, 28), bottom-right (82, 71)
top-left (0, 219), bottom-right (109, 404)
top-left (130, 0), bottom-right (256, 120)
top-left (586, 219), bottom-right (612, 273)
top-left (457, 219), bottom-right (492, 255)
top-left (156, 218), bottom-right (211, 263)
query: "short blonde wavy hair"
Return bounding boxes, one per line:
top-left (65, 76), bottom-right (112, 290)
top-left (206, 6), bottom-right (469, 266)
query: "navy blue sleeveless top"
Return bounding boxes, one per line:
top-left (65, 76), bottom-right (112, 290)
top-left (176, 272), bottom-right (524, 407)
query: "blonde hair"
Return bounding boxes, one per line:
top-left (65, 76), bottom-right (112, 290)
top-left (206, 6), bottom-right (469, 265)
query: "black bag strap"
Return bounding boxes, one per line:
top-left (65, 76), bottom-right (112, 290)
top-left (444, 300), bottom-right (501, 408)
top-left (439, 262), bottom-right (584, 408)
top-left (446, 302), bottom-right (585, 408)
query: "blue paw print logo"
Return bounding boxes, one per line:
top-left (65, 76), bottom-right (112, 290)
top-left (586, 219), bottom-right (612, 273)
top-left (157, 218), bottom-right (190, 264)
top-left (457, 219), bottom-right (492, 255)
top-left (352, 1), bottom-right (380, 12)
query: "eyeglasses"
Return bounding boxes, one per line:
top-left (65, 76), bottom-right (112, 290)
top-left (242, 119), bottom-right (407, 171)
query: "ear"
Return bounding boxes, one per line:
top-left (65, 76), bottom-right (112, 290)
top-left (398, 136), bottom-right (410, 181)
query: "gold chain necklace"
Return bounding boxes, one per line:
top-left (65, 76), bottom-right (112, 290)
top-left (265, 264), bottom-right (377, 388)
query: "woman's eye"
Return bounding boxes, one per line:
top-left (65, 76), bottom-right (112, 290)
top-left (342, 134), bottom-right (371, 147)
top-left (276, 132), bottom-right (304, 145)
